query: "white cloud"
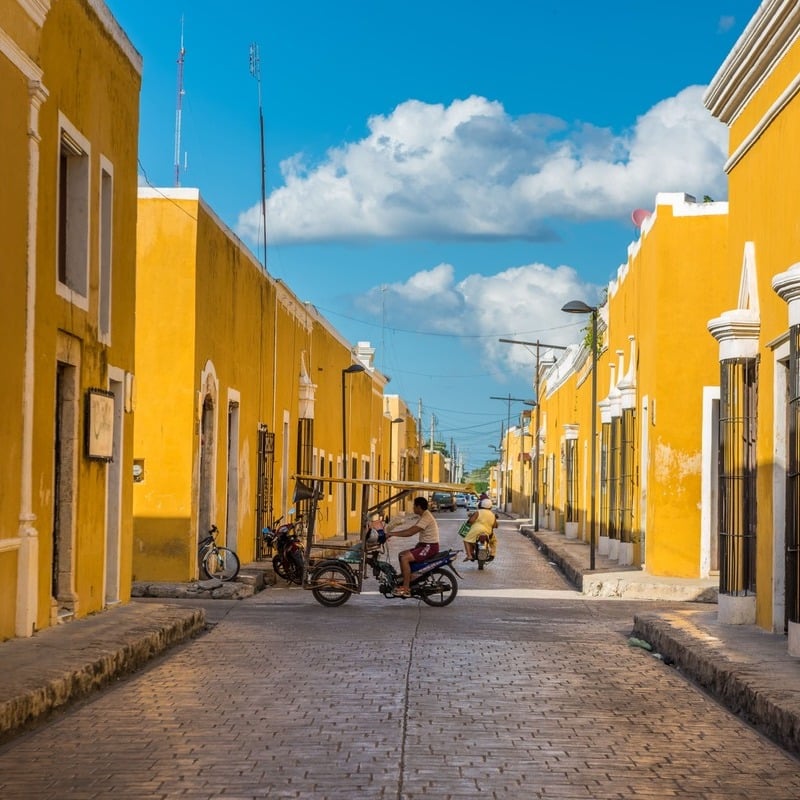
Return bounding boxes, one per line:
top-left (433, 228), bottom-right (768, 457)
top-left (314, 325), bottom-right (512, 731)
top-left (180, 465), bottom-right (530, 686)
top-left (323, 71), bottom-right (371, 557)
top-left (356, 261), bottom-right (599, 380)
top-left (236, 87), bottom-right (728, 245)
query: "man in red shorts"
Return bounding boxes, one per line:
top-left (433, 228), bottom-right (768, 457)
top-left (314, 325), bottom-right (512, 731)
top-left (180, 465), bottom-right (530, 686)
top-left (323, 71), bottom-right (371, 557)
top-left (386, 496), bottom-right (440, 598)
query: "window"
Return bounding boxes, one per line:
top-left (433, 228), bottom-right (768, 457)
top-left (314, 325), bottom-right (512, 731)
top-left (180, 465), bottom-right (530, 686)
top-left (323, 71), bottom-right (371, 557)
top-left (619, 408), bottom-right (636, 543)
top-left (565, 438), bottom-right (578, 523)
top-left (57, 116), bottom-right (90, 303)
top-left (718, 357), bottom-right (758, 596)
top-left (98, 159), bottom-right (113, 341)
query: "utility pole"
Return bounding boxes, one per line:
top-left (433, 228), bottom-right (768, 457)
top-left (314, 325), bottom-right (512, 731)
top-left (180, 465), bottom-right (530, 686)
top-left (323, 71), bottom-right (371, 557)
top-left (498, 339), bottom-right (567, 529)
top-left (173, 18), bottom-right (186, 187)
top-left (249, 43), bottom-right (268, 271)
top-left (490, 394), bottom-right (535, 513)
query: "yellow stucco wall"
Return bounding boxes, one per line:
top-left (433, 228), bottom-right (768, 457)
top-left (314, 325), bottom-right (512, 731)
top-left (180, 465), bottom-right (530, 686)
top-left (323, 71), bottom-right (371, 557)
top-left (538, 194), bottom-right (727, 578)
top-left (1, 0), bottom-right (141, 636)
top-left (134, 190), bottom-right (401, 579)
top-left (708, 19), bottom-right (800, 629)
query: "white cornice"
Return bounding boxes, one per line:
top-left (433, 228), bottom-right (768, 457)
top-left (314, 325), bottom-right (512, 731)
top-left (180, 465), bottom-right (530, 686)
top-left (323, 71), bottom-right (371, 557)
top-left (88, 0), bottom-right (142, 75)
top-left (704, 0), bottom-right (800, 124)
top-left (0, 27), bottom-right (43, 81)
top-left (16, 0), bottom-right (50, 27)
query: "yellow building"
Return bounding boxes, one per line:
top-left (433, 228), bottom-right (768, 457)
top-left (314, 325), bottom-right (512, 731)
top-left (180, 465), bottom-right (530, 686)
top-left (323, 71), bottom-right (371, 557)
top-left (704, 0), bottom-right (800, 641)
top-left (538, 193), bottom-right (728, 578)
top-left (134, 190), bottom-right (402, 579)
top-left (0, 1), bottom-right (141, 638)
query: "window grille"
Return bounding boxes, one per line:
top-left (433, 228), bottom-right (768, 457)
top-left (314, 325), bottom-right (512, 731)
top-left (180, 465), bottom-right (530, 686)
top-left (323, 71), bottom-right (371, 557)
top-left (600, 422), bottom-right (610, 540)
top-left (255, 425), bottom-right (275, 559)
top-left (565, 438), bottom-right (578, 522)
top-left (608, 417), bottom-right (621, 540)
top-left (787, 327), bottom-right (800, 625)
top-left (620, 408), bottom-right (636, 543)
top-left (718, 357), bottom-right (758, 596)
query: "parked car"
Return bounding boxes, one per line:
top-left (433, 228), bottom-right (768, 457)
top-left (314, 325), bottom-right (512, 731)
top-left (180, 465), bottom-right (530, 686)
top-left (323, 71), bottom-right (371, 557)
top-left (455, 492), bottom-right (468, 508)
top-left (465, 494), bottom-right (479, 511)
top-left (431, 491), bottom-right (456, 512)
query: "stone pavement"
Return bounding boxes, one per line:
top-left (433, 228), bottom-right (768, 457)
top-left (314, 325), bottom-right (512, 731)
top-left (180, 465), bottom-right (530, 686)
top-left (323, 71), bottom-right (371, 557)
top-left (1, 521), bottom-right (799, 762)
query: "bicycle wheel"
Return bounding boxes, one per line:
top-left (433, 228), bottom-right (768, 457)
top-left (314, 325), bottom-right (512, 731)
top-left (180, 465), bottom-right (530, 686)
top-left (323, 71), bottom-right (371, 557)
top-left (417, 567), bottom-right (458, 607)
top-left (310, 562), bottom-right (355, 607)
top-left (203, 546), bottom-right (240, 582)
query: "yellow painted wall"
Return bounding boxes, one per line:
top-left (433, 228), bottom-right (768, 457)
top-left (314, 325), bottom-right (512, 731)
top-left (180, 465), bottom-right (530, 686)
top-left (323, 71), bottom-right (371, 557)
top-left (134, 193), bottom-right (202, 580)
top-left (710, 25), bottom-right (800, 628)
top-left (0, 0), bottom-right (141, 635)
top-left (135, 190), bottom-right (402, 577)
top-left (538, 194), bottom-right (727, 578)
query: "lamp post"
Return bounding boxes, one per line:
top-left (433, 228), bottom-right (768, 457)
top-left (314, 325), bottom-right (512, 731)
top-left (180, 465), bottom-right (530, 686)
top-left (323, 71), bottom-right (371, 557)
top-left (341, 363), bottom-right (365, 540)
top-left (498, 338), bottom-right (568, 530)
top-left (561, 300), bottom-right (598, 571)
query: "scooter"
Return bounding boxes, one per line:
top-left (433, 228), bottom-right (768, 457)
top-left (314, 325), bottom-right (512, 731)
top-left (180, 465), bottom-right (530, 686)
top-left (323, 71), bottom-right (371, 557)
top-left (309, 525), bottom-right (461, 607)
top-left (262, 515), bottom-right (305, 584)
top-left (474, 531), bottom-right (493, 570)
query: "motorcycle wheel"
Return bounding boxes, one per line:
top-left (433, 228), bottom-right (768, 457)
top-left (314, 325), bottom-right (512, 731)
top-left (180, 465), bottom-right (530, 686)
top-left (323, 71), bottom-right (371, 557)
top-left (310, 562), bottom-right (355, 607)
top-left (272, 554), bottom-right (290, 581)
top-left (287, 549), bottom-right (305, 585)
top-left (478, 557), bottom-right (485, 571)
top-left (416, 567), bottom-right (458, 607)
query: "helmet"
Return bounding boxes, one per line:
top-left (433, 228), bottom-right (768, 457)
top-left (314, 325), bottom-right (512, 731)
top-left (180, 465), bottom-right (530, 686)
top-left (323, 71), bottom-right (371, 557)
top-left (479, 498), bottom-right (493, 509)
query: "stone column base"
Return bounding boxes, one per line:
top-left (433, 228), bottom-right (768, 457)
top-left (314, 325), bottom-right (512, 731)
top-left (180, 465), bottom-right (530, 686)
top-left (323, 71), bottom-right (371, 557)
top-left (565, 521), bottom-right (578, 540)
top-left (598, 535), bottom-right (610, 555)
top-left (718, 593), bottom-right (756, 625)
top-left (618, 542), bottom-right (634, 566)
top-left (788, 620), bottom-right (800, 658)
top-left (608, 539), bottom-right (619, 561)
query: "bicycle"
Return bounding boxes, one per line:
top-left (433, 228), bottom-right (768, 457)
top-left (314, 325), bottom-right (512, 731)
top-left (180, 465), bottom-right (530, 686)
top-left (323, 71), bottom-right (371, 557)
top-left (198, 525), bottom-right (240, 582)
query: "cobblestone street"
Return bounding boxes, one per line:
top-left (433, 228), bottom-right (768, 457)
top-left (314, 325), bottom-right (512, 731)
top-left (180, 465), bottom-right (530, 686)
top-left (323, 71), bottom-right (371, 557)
top-left (2, 516), bottom-right (799, 799)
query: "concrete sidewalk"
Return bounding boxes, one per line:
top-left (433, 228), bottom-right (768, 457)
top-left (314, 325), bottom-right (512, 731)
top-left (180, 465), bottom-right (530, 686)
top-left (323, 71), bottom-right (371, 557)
top-left (521, 522), bottom-right (800, 758)
top-left (2, 525), bottom-right (799, 760)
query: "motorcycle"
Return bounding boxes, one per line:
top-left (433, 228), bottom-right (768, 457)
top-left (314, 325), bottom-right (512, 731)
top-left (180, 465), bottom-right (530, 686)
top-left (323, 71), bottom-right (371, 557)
top-left (262, 514), bottom-right (305, 584)
top-left (474, 531), bottom-right (493, 570)
top-left (309, 525), bottom-right (461, 607)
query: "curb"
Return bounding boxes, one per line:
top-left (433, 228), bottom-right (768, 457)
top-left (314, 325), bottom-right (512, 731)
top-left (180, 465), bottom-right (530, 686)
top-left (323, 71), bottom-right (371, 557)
top-left (633, 611), bottom-right (800, 760)
top-left (0, 603), bottom-right (205, 740)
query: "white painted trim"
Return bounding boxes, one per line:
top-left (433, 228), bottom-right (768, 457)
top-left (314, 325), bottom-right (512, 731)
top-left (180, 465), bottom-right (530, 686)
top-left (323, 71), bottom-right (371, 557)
top-left (55, 112), bottom-right (91, 312)
top-left (98, 154), bottom-right (114, 345)
top-left (773, 341), bottom-right (789, 633)
top-left (640, 395), bottom-right (649, 568)
top-left (700, 386), bottom-right (720, 579)
top-left (0, 27), bottom-right (44, 80)
top-left (16, 0), bottom-right (50, 27)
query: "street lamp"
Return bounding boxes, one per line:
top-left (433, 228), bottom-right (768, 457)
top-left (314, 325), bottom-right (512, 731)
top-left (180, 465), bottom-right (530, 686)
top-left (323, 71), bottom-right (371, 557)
top-left (561, 300), bottom-right (598, 571)
top-left (341, 363), bottom-right (365, 539)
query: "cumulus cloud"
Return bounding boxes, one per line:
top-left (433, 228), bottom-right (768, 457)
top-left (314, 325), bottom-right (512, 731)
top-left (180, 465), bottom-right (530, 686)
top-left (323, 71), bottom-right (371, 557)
top-left (355, 261), bottom-right (600, 380)
top-left (236, 87), bottom-right (728, 245)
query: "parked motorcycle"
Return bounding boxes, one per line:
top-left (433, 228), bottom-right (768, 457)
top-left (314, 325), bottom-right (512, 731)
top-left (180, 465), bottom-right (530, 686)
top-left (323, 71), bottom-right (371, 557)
top-left (309, 526), bottom-right (461, 607)
top-left (262, 514), bottom-right (305, 584)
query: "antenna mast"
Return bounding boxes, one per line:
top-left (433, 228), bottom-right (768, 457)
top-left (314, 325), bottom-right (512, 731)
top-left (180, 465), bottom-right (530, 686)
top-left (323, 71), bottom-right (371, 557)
top-left (174, 18), bottom-right (186, 187)
top-left (249, 42), bottom-right (268, 271)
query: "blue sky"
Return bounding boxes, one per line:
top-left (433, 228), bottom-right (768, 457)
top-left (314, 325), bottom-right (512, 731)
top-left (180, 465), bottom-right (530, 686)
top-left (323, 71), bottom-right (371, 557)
top-left (106, 0), bottom-right (756, 471)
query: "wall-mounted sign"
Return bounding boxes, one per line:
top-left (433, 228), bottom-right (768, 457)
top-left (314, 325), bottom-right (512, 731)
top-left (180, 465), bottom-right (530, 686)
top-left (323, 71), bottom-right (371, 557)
top-left (85, 388), bottom-right (115, 461)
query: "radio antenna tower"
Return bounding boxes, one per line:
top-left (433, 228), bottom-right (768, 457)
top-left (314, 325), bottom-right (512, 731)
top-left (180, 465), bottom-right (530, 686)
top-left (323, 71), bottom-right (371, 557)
top-left (174, 18), bottom-right (186, 187)
top-left (249, 42), bottom-right (268, 271)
